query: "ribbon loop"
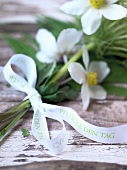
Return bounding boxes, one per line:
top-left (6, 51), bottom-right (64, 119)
top-left (3, 54), bottom-right (37, 93)
top-left (3, 54), bottom-right (68, 154)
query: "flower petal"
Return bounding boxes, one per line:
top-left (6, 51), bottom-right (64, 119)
top-left (36, 29), bottom-right (57, 57)
top-left (0, 67), bottom-right (6, 82)
top-left (36, 51), bottom-right (56, 63)
top-left (88, 61), bottom-right (110, 83)
top-left (89, 85), bottom-right (107, 100)
top-left (60, 0), bottom-right (90, 15)
top-left (81, 8), bottom-right (102, 35)
top-left (81, 84), bottom-right (90, 110)
top-left (101, 4), bottom-right (127, 20)
top-left (57, 28), bottom-right (82, 54)
top-left (68, 62), bottom-right (86, 84)
top-left (82, 45), bottom-right (89, 69)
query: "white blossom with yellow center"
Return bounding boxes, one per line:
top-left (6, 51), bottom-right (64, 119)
top-left (68, 46), bottom-right (110, 110)
top-left (60, 0), bottom-right (127, 35)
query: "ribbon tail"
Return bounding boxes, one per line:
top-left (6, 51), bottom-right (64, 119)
top-left (32, 105), bottom-right (68, 155)
top-left (59, 106), bottom-right (127, 144)
top-left (44, 111), bottom-right (68, 155)
top-left (32, 107), bottom-right (50, 143)
top-left (40, 103), bottom-right (127, 144)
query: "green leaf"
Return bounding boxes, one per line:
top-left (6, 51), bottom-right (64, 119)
top-left (68, 80), bottom-right (81, 91)
top-left (36, 62), bottom-right (56, 86)
top-left (4, 35), bottom-right (40, 66)
top-left (36, 16), bottom-right (81, 37)
top-left (38, 82), bottom-right (59, 96)
top-left (104, 64), bottom-right (127, 83)
top-left (43, 85), bottom-right (78, 103)
top-left (103, 85), bottom-right (127, 97)
top-left (22, 128), bottom-right (30, 137)
top-left (23, 33), bottom-right (38, 48)
top-left (43, 91), bottom-right (65, 102)
top-left (62, 86), bottom-right (79, 100)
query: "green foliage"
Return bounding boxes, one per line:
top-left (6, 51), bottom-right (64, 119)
top-left (85, 17), bottom-right (127, 64)
top-left (23, 33), bottom-right (38, 47)
top-left (68, 80), bottom-right (81, 91)
top-left (0, 107), bottom-right (30, 139)
top-left (103, 85), bottom-right (127, 97)
top-left (43, 85), bottom-right (78, 103)
top-left (104, 63), bottom-right (127, 83)
top-left (4, 35), bottom-right (40, 66)
top-left (36, 62), bottom-right (56, 86)
top-left (101, 63), bottom-right (127, 97)
top-left (22, 128), bottom-right (30, 137)
top-left (119, 0), bottom-right (127, 8)
top-left (38, 79), bottom-right (79, 103)
top-left (38, 82), bottom-right (59, 96)
top-left (36, 16), bottom-right (81, 37)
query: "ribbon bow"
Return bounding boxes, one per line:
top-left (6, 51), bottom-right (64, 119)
top-left (3, 54), bottom-right (127, 154)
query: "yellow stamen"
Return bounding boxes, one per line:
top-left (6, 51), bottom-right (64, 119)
top-left (90, 0), bottom-right (105, 9)
top-left (87, 72), bottom-right (98, 85)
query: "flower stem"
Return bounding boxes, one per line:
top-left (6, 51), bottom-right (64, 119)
top-left (0, 108), bottom-right (30, 139)
top-left (0, 100), bottom-right (31, 124)
top-left (15, 100), bottom-right (31, 111)
top-left (6, 100), bottom-right (31, 113)
top-left (48, 43), bottom-right (94, 84)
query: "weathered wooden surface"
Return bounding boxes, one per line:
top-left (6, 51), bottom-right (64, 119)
top-left (1, 161), bottom-right (127, 170)
top-left (0, 0), bottom-right (70, 24)
top-left (1, 97), bottom-right (127, 166)
top-left (1, 0), bottom-right (127, 169)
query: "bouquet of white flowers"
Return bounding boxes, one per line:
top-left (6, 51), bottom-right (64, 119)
top-left (0, 0), bottom-right (127, 154)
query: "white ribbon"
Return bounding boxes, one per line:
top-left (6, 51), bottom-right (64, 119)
top-left (3, 54), bottom-right (127, 154)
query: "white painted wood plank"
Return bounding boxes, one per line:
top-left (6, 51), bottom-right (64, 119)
top-left (1, 100), bottom-right (127, 166)
top-left (1, 130), bottom-right (127, 166)
top-left (0, 0), bottom-right (71, 24)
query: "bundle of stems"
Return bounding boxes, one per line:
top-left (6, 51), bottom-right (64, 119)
top-left (1, 16), bottom-right (127, 139)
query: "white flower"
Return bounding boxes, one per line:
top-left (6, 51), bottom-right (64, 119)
top-left (60, 0), bottom-right (127, 35)
top-left (36, 28), bottom-right (82, 63)
top-left (0, 67), bottom-right (6, 83)
top-left (68, 46), bottom-right (110, 110)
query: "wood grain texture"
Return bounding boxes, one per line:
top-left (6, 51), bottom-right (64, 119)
top-left (0, 0), bottom-right (71, 24)
top-left (1, 161), bottom-right (127, 170)
top-left (1, 100), bottom-right (127, 166)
